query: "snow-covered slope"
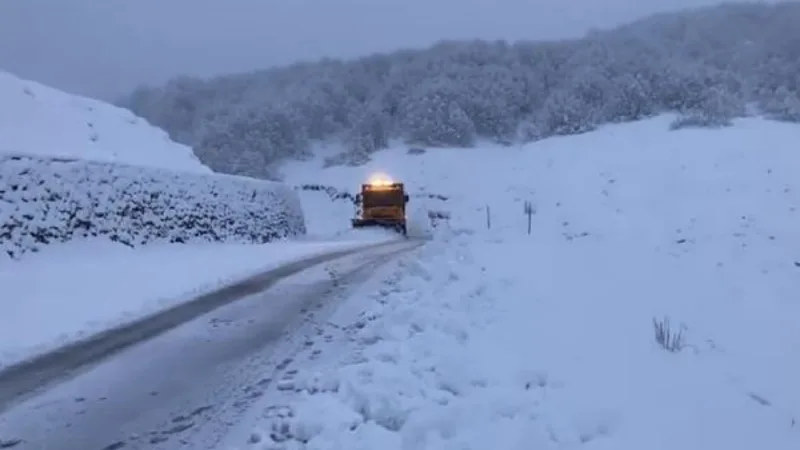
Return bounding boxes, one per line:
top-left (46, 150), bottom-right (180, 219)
top-left (0, 71), bottom-right (307, 259)
top-left (230, 116), bottom-right (800, 450)
top-left (0, 70), bottom-right (209, 174)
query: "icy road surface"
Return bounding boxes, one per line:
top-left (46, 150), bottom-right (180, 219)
top-left (0, 237), bottom-right (395, 371)
top-left (0, 239), bottom-right (422, 450)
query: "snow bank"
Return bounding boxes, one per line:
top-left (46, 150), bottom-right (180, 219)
top-left (292, 184), bottom-right (358, 238)
top-left (0, 70), bottom-right (210, 174)
top-left (234, 231), bottom-right (570, 450)
top-left (242, 115), bottom-right (800, 449)
top-left (0, 238), bottom-right (384, 370)
top-left (0, 154), bottom-right (305, 259)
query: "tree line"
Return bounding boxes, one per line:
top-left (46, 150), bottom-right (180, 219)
top-left (120, 2), bottom-right (800, 178)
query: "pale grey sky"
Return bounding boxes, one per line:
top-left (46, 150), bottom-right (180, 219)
top-left (0, 0), bottom-right (744, 100)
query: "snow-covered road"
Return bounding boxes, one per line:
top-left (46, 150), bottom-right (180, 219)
top-left (0, 239), bottom-right (423, 450)
top-left (0, 238), bottom-right (402, 371)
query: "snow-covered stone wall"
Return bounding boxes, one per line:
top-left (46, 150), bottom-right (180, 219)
top-left (0, 155), bottom-right (306, 259)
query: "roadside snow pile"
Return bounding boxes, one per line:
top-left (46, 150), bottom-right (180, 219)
top-left (242, 114), bottom-right (800, 449)
top-left (0, 70), bottom-right (210, 174)
top-left (0, 154), bottom-right (305, 259)
top-left (292, 185), bottom-right (357, 237)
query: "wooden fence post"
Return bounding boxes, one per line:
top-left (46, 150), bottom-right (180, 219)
top-left (524, 201), bottom-right (534, 235)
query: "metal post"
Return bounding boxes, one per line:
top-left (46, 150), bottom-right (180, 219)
top-left (524, 201), bottom-right (534, 235)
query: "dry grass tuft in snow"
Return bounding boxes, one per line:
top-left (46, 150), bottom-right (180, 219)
top-left (652, 316), bottom-right (686, 353)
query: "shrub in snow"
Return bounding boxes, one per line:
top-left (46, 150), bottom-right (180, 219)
top-left (322, 150), bottom-right (371, 168)
top-left (536, 87), bottom-right (599, 136)
top-left (669, 84), bottom-right (746, 130)
top-left (669, 113), bottom-right (730, 130)
top-left (427, 210), bottom-right (451, 229)
top-left (295, 184), bottom-right (356, 204)
top-left (652, 316), bottom-right (685, 352)
top-left (759, 86), bottom-right (800, 122)
top-left (0, 155), bottom-right (305, 259)
top-left (516, 118), bottom-right (547, 142)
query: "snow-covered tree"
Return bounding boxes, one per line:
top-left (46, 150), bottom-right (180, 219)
top-left (118, 2), bottom-right (800, 174)
top-left (399, 77), bottom-right (476, 147)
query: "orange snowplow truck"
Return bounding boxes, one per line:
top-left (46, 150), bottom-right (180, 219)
top-left (352, 175), bottom-right (409, 236)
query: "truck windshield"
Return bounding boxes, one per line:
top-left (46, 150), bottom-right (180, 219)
top-left (363, 190), bottom-right (403, 208)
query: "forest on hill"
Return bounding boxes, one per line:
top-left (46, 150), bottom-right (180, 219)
top-left (121, 2), bottom-right (800, 178)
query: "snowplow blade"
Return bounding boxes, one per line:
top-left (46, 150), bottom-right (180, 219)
top-left (352, 218), bottom-right (407, 236)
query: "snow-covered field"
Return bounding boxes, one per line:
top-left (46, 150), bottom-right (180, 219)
top-left (227, 115), bottom-right (800, 449)
top-left (0, 70), bottom-right (209, 174)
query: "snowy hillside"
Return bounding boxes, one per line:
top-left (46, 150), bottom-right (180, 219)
top-left (0, 71), bottom-right (307, 259)
top-left (124, 2), bottom-right (800, 177)
top-left (229, 115), bottom-right (800, 449)
top-left (0, 70), bottom-right (209, 174)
